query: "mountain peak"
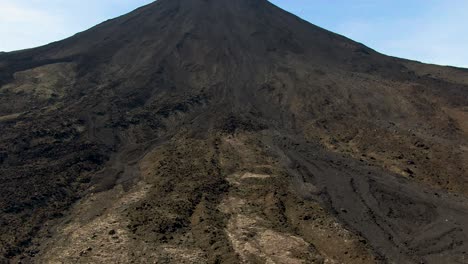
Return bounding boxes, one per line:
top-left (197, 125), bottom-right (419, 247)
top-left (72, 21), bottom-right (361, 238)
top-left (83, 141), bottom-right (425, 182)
top-left (0, 1), bottom-right (467, 263)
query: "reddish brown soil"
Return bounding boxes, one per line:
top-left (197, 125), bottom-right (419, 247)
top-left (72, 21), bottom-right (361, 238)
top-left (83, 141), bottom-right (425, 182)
top-left (0, 0), bottom-right (467, 263)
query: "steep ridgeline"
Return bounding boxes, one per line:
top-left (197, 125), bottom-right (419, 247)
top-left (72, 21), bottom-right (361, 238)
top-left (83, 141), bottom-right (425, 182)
top-left (0, 0), bottom-right (467, 263)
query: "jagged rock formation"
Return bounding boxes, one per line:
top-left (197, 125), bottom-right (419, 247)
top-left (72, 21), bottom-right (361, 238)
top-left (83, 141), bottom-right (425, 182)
top-left (0, 0), bottom-right (467, 263)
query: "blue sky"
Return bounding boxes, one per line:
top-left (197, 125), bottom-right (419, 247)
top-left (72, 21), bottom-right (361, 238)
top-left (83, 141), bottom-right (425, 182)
top-left (0, 0), bottom-right (466, 68)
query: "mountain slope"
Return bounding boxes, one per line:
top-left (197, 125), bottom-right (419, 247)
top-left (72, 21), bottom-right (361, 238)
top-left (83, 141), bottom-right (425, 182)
top-left (0, 0), bottom-right (467, 263)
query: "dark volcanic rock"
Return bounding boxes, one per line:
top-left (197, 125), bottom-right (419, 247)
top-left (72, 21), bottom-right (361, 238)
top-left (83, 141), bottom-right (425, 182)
top-left (0, 0), bottom-right (467, 263)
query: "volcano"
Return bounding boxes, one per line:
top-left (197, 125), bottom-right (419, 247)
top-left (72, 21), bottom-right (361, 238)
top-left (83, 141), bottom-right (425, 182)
top-left (1, 0), bottom-right (468, 263)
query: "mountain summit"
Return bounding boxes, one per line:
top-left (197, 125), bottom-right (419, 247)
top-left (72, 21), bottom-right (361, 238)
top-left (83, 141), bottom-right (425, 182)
top-left (0, 0), bottom-right (467, 263)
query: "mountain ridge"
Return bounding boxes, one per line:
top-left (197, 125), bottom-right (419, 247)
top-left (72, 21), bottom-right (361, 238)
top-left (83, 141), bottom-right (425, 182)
top-left (0, 0), bottom-right (467, 263)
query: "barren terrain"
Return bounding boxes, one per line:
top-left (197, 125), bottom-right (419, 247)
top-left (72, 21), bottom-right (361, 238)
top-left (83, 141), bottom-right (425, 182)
top-left (0, 0), bottom-right (467, 263)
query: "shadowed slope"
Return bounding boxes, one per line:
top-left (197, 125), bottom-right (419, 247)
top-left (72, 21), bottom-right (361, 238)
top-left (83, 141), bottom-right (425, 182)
top-left (0, 0), bottom-right (467, 263)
